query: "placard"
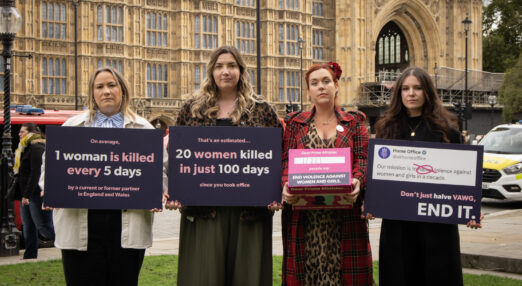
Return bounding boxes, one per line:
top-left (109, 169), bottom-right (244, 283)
top-left (288, 148), bottom-right (352, 194)
top-left (44, 126), bottom-right (164, 209)
top-left (169, 126), bottom-right (282, 206)
top-left (288, 148), bottom-right (353, 210)
top-left (364, 139), bottom-right (483, 224)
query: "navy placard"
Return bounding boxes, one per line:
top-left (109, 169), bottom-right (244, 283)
top-left (168, 126), bottom-right (282, 206)
top-left (44, 126), bottom-right (164, 209)
top-left (365, 138), bottom-right (483, 225)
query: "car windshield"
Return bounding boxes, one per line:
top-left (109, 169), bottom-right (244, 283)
top-left (479, 127), bottom-right (522, 154)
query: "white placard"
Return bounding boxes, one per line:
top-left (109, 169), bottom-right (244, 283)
top-left (372, 144), bottom-right (477, 186)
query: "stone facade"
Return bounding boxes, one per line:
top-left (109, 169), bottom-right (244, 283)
top-left (7, 0), bottom-right (482, 125)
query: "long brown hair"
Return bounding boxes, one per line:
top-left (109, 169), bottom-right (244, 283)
top-left (374, 67), bottom-right (457, 142)
top-left (189, 46), bottom-right (261, 123)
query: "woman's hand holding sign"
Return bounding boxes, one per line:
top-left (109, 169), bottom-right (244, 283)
top-left (150, 191), bottom-right (170, 212)
top-left (268, 201), bottom-right (283, 211)
top-left (282, 182), bottom-right (299, 205)
top-left (165, 199), bottom-right (182, 210)
top-left (466, 213), bottom-right (484, 229)
top-left (342, 178), bottom-right (361, 204)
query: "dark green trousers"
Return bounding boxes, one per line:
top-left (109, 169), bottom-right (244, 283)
top-left (177, 207), bottom-right (272, 286)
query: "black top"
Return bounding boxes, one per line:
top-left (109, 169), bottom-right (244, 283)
top-left (378, 116), bottom-right (463, 286)
top-left (403, 116), bottom-right (461, 144)
top-left (19, 141), bottom-right (45, 198)
top-left (216, 118), bottom-right (234, 126)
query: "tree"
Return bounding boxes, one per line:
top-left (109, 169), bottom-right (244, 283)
top-left (498, 53), bottom-right (522, 122)
top-left (482, 0), bottom-right (522, 72)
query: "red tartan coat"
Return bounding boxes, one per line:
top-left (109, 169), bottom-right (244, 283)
top-left (281, 107), bottom-right (373, 286)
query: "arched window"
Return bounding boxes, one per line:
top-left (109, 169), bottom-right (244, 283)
top-left (375, 21), bottom-right (409, 74)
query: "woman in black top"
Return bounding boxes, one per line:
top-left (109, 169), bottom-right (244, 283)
top-left (373, 67), bottom-right (481, 286)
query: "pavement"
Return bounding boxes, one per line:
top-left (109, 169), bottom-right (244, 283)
top-left (1, 207), bottom-right (522, 281)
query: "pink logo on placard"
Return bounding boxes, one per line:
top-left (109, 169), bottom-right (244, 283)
top-left (413, 164), bottom-right (437, 175)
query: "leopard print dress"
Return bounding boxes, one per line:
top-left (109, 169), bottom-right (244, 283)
top-left (304, 122), bottom-right (343, 286)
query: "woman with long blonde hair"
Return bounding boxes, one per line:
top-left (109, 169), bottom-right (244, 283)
top-left (168, 46), bottom-right (281, 286)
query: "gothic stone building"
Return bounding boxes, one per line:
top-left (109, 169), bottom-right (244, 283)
top-left (9, 0), bottom-right (482, 127)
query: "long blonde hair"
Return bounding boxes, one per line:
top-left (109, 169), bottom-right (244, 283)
top-left (190, 46), bottom-right (261, 123)
top-left (87, 66), bottom-right (137, 121)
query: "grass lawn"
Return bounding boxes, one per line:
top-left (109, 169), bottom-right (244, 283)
top-left (0, 255), bottom-right (520, 285)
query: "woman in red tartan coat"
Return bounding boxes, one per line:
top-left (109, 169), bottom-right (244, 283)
top-left (281, 62), bottom-right (373, 285)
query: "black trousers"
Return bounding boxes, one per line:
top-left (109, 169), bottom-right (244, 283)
top-left (379, 219), bottom-right (463, 286)
top-left (61, 210), bottom-right (145, 286)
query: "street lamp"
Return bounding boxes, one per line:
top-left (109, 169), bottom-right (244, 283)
top-left (462, 13), bottom-right (472, 131)
top-left (298, 37), bottom-right (305, 111)
top-left (488, 94), bottom-right (497, 128)
top-left (255, 0), bottom-right (261, 95)
top-left (0, 0), bottom-right (22, 257)
top-left (73, 0), bottom-right (80, 110)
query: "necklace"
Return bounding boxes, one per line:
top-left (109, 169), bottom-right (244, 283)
top-left (408, 120), bottom-right (422, 136)
top-left (319, 113), bottom-right (336, 126)
top-left (220, 98), bottom-right (238, 116)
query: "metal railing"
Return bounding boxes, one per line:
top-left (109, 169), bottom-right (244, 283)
top-left (358, 68), bottom-right (504, 107)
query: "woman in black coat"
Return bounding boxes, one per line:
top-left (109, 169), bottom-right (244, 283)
top-left (16, 122), bottom-right (55, 259)
top-left (373, 67), bottom-right (481, 285)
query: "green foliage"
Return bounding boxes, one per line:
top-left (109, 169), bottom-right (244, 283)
top-left (273, 255), bottom-right (283, 285)
top-left (483, 34), bottom-right (518, 72)
top-left (0, 256), bottom-right (520, 285)
top-left (0, 259), bottom-right (65, 286)
top-left (138, 255), bottom-right (177, 285)
top-left (498, 53), bottom-right (522, 122)
top-left (463, 273), bottom-right (522, 286)
top-left (482, 0), bottom-right (522, 72)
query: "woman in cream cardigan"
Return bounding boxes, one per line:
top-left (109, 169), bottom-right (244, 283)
top-left (40, 66), bottom-right (168, 286)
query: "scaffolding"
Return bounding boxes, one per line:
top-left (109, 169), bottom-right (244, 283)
top-left (358, 68), bottom-right (504, 107)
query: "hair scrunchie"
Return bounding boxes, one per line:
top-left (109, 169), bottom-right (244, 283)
top-left (328, 61), bottom-right (343, 80)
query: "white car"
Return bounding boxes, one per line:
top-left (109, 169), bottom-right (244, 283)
top-left (479, 124), bottom-right (522, 201)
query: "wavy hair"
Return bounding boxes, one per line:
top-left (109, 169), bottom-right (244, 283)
top-left (374, 67), bottom-right (458, 142)
top-left (189, 46), bottom-right (261, 123)
top-left (87, 66), bottom-right (137, 121)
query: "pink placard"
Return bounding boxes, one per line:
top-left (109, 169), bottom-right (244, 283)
top-left (288, 148), bottom-right (352, 204)
top-left (289, 148), bottom-right (352, 174)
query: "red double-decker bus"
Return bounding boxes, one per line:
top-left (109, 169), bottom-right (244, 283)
top-left (0, 107), bottom-right (84, 231)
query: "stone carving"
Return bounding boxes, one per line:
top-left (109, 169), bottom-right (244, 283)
top-left (405, 11), bottom-right (428, 60)
top-left (146, 48), bottom-right (169, 60)
top-left (375, 0), bottom-right (386, 7)
top-left (202, 1), bottom-right (218, 11)
top-left (42, 41), bottom-right (68, 52)
top-left (286, 11), bottom-right (300, 20)
top-left (27, 95), bottom-right (39, 107)
top-left (146, 0), bottom-right (168, 7)
top-left (237, 7), bottom-right (255, 17)
top-left (106, 44), bottom-right (124, 55)
top-left (430, 0), bottom-right (440, 15)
